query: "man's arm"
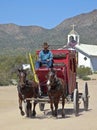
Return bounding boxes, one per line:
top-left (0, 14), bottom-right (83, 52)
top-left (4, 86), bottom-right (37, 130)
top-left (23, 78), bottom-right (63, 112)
top-left (49, 51), bottom-right (53, 61)
top-left (39, 50), bottom-right (42, 61)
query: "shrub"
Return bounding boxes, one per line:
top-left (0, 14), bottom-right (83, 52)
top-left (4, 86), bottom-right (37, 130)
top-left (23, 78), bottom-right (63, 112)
top-left (0, 79), bottom-right (10, 86)
top-left (82, 76), bottom-right (91, 81)
top-left (94, 71), bottom-right (97, 74)
top-left (77, 66), bottom-right (92, 79)
top-left (0, 55), bottom-right (27, 86)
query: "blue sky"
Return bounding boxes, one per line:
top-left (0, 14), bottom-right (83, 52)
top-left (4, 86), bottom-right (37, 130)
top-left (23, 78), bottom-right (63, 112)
top-left (0, 0), bottom-right (97, 29)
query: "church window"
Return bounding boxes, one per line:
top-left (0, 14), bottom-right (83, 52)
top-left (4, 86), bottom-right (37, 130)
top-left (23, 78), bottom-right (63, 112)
top-left (84, 57), bottom-right (87, 61)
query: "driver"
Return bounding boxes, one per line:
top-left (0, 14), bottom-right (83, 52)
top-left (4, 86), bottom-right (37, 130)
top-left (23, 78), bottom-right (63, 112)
top-left (35, 42), bottom-right (53, 69)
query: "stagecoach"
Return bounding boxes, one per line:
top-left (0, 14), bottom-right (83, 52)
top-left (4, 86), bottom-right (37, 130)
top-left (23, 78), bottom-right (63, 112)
top-left (25, 47), bottom-right (89, 117)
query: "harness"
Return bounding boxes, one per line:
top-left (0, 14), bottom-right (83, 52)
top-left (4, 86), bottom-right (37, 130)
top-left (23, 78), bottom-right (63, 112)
top-left (51, 78), bottom-right (63, 91)
top-left (17, 81), bottom-right (32, 99)
top-left (56, 78), bottom-right (63, 90)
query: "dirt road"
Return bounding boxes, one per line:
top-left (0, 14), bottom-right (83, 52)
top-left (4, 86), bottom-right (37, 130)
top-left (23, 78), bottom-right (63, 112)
top-left (0, 77), bottom-right (97, 130)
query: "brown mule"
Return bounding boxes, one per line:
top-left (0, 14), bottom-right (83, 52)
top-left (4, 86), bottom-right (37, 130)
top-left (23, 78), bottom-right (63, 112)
top-left (47, 69), bottom-right (66, 117)
top-left (17, 68), bottom-right (39, 117)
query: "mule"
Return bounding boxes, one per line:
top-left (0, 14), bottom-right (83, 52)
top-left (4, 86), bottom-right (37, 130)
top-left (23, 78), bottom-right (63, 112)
top-left (47, 69), bottom-right (66, 117)
top-left (17, 68), bottom-right (39, 117)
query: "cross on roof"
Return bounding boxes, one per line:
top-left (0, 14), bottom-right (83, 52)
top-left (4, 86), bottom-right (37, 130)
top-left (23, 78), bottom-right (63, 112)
top-left (71, 24), bottom-right (76, 31)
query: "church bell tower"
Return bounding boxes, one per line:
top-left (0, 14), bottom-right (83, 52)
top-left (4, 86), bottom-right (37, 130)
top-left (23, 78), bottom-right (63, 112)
top-left (67, 24), bottom-right (80, 45)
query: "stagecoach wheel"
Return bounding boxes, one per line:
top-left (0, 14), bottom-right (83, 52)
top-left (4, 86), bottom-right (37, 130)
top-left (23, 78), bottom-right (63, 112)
top-left (24, 101), bottom-right (32, 117)
top-left (39, 103), bottom-right (45, 111)
top-left (73, 89), bottom-right (79, 116)
top-left (83, 82), bottom-right (89, 111)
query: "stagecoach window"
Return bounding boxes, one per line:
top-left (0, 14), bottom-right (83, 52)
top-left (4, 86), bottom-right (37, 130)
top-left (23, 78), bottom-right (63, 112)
top-left (53, 53), bottom-right (66, 59)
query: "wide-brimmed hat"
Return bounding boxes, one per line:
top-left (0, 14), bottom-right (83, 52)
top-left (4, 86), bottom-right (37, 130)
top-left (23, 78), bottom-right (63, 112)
top-left (43, 42), bottom-right (49, 47)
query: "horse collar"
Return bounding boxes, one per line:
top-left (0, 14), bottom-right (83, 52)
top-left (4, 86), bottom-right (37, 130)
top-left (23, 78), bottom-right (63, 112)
top-left (51, 78), bottom-right (62, 90)
top-left (55, 79), bottom-right (62, 90)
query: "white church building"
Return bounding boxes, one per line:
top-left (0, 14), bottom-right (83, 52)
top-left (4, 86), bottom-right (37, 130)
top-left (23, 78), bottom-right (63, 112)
top-left (67, 26), bottom-right (97, 72)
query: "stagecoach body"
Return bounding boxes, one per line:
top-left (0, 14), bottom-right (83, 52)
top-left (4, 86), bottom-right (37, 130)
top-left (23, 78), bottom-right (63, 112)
top-left (26, 48), bottom-right (89, 116)
top-left (36, 49), bottom-right (77, 96)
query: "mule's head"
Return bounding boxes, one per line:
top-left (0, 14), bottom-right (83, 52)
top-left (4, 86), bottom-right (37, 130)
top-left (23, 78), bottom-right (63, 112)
top-left (18, 68), bottom-right (27, 88)
top-left (47, 69), bottom-right (57, 90)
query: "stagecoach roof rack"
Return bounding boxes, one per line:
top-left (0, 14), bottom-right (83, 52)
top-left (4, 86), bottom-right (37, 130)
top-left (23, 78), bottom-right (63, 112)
top-left (38, 44), bottom-right (65, 50)
top-left (38, 44), bottom-right (76, 51)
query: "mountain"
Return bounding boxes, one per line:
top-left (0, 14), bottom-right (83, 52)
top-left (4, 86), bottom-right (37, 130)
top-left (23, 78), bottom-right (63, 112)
top-left (0, 9), bottom-right (97, 55)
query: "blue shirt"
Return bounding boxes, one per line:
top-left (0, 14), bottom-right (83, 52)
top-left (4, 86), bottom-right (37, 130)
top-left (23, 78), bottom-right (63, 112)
top-left (39, 50), bottom-right (53, 61)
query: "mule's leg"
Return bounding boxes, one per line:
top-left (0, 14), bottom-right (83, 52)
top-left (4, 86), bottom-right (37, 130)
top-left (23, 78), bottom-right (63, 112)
top-left (19, 98), bottom-right (25, 116)
top-left (25, 101), bottom-right (32, 117)
top-left (32, 101), bottom-right (37, 116)
top-left (50, 98), bottom-right (54, 116)
top-left (62, 95), bottom-right (65, 118)
top-left (54, 99), bottom-right (59, 117)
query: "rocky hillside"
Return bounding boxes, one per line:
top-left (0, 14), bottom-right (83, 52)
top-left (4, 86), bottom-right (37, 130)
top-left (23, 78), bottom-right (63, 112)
top-left (0, 9), bottom-right (97, 55)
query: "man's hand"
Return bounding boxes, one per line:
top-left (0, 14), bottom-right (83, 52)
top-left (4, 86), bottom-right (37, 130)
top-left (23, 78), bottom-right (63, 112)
top-left (47, 59), bottom-right (50, 62)
top-left (38, 58), bottom-right (41, 61)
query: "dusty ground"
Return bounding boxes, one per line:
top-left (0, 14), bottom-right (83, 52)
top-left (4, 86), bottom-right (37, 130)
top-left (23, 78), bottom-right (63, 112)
top-left (0, 74), bottom-right (97, 130)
